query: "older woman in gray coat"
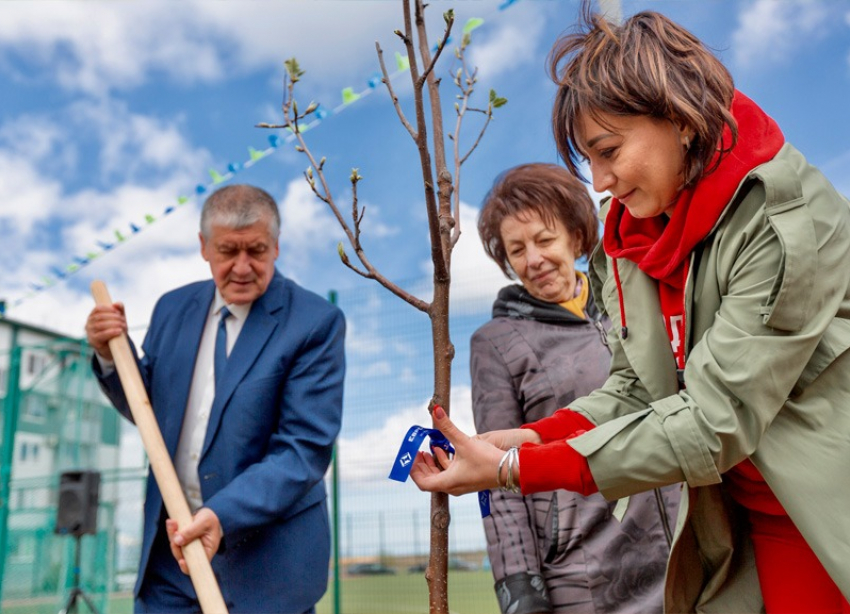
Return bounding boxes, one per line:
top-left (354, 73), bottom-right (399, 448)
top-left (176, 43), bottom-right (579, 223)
top-left (472, 163), bottom-right (679, 614)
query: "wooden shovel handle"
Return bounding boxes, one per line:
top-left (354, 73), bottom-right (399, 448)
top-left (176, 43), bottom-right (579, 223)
top-left (91, 280), bottom-right (228, 614)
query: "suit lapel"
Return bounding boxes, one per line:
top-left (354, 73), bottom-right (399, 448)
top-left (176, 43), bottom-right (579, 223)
top-left (201, 273), bottom-right (285, 458)
top-left (165, 283), bottom-right (215, 456)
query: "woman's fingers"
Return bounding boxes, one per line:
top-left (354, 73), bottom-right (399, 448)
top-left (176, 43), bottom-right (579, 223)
top-left (431, 405), bottom-right (470, 447)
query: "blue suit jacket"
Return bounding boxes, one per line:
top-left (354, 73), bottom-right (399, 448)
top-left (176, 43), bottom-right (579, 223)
top-left (96, 271), bottom-right (345, 613)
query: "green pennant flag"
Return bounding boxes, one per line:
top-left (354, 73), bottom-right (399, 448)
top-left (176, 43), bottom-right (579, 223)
top-left (209, 168), bottom-right (226, 184)
top-left (145, 214), bottom-right (155, 224)
top-left (115, 230), bottom-right (126, 243)
top-left (463, 17), bottom-right (484, 33)
top-left (248, 146), bottom-right (266, 161)
top-left (177, 195), bottom-right (189, 205)
top-left (86, 252), bottom-right (99, 260)
top-left (67, 264), bottom-right (79, 273)
top-left (395, 52), bottom-right (410, 71)
top-left (342, 87), bottom-right (360, 104)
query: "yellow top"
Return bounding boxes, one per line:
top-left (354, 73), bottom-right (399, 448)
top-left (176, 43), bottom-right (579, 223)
top-left (559, 270), bottom-right (589, 319)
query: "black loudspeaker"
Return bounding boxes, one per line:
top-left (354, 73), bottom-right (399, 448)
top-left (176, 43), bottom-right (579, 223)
top-left (55, 470), bottom-right (100, 536)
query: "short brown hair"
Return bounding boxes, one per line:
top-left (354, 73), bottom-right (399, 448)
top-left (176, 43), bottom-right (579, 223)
top-left (478, 163), bottom-right (598, 279)
top-left (549, 5), bottom-right (736, 188)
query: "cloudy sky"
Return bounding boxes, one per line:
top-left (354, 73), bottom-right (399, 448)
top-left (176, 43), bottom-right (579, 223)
top-left (2, 0), bottom-right (849, 551)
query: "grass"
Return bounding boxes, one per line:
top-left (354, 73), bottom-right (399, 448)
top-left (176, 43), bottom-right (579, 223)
top-left (2, 571), bottom-right (499, 614)
top-left (317, 570), bottom-right (498, 614)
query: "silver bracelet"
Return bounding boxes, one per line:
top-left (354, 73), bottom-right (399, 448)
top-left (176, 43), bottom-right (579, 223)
top-left (501, 447), bottom-right (521, 493)
top-left (497, 448), bottom-right (511, 489)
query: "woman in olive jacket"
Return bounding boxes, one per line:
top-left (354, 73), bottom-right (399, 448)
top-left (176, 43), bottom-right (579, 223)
top-left (412, 7), bottom-right (850, 613)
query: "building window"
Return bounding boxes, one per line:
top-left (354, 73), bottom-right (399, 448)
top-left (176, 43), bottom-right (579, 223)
top-left (26, 353), bottom-right (46, 376)
top-left (20, 442), bottom-right (27, 461)
top-left (21, 395), bottom-right (47, 422)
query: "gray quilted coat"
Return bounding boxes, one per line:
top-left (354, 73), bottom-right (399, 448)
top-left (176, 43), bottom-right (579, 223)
top-left (471, 283), bottom-right (680, 613)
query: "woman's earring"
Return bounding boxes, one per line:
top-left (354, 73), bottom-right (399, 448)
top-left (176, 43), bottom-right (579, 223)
top-left (684, 136), bottom-right (691, 149)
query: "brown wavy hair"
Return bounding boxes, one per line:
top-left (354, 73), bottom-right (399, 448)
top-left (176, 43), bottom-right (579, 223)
top-left (549, 3), bottom-right (737, 188)
top-left (478, 163), bottom-right (599, 279)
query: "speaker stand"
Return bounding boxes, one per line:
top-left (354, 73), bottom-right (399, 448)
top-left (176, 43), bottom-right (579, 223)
top-left (58, 534), bottom-right (100, 614)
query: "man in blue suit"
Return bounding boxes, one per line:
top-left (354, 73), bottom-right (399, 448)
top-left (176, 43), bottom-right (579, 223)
top-left (85, 184), bottom-right (345, 613)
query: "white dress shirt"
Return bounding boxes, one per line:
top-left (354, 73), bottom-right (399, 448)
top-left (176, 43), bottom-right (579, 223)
top-left (175, 293), bottom-right (250, 511)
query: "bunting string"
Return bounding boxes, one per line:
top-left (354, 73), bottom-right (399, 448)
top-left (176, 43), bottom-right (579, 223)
top-left (6, 1), bottom-right (523, 312)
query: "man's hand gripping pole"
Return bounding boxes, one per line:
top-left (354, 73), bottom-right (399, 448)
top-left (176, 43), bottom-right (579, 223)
top-left (91, 281), bottom-right (229, 614)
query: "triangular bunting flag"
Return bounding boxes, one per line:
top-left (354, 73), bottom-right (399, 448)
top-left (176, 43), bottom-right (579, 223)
top-left (395, 52), bottom-right (410, 71)
top-left (463, 18), bottom-right (484, 34)
top-left (342, 87), bottom-right (360, 104)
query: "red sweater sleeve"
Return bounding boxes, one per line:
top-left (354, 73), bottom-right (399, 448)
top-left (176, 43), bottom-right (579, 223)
top-left (521, 408), bottom-right (595, 443)
top-left (519, 439), bottom-right (598, 496)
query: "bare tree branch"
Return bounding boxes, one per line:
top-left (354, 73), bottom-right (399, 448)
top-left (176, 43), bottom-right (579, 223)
top-left (376, 42), bottom-right (417, 140)
top-left (418, 12), bottom-right (453, 85)
top-left (293, 129), bottom-right (431, 312)
top-left (402, 0), bottom-right (448, 285)
top-left (414, 0), bottom-right (453, 282)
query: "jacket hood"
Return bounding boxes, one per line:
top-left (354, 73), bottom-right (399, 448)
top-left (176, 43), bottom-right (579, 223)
top-left (492, 283), bottom-right (599, 324)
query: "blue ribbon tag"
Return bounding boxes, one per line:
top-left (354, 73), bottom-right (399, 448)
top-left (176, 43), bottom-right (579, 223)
top-left (388, 425), bottom-right (445, 482)
top-left (389, 424), bottom-right (491, 517)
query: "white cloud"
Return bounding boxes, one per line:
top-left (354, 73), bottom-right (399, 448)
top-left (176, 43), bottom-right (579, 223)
top-left (277, 177), bottom-right (346, 277)
top-left (407, 201), bottom-right (509, 309)
top-left (732, 0), bottom-right (830, 69)
top-left (0, 1), bottom-right (408, 96)
top-left (0, 152), bottom-right (62, 236)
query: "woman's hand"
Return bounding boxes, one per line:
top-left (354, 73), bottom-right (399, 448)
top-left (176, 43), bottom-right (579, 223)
top-left (476, 427), bottom-right (541, 450)
top-left (409, 406), bottom-right (507, 496)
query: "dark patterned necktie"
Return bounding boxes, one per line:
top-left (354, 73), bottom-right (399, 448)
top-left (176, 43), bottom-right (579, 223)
top-left (214, 306), bottom-right (231, 389)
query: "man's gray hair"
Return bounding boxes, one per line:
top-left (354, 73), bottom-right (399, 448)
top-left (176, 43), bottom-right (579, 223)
top-left (200, 184), bottom-right (281, 239)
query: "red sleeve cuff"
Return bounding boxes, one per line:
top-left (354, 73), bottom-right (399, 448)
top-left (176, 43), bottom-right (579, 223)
top-left (521, 408), bottom-right (595, 443)
top-left (519, 439), bottom-right (598, 496)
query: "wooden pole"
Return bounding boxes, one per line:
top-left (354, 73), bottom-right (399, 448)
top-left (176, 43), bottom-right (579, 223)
top-left (91, 280), bottom-right (228, 614)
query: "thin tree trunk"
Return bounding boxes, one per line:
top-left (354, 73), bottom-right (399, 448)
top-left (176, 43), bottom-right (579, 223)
top-left (427, 275), bottom-right (453, 613)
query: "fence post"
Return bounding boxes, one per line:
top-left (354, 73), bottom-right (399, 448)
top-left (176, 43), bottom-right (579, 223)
top-left (327, 290), bottom-right (341, 614)
top-left (0, 337), bottom-right (23, 602)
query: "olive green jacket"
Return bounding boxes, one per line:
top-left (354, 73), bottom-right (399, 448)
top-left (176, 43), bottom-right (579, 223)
top-left (568, 143), bottom-right (850, 612)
